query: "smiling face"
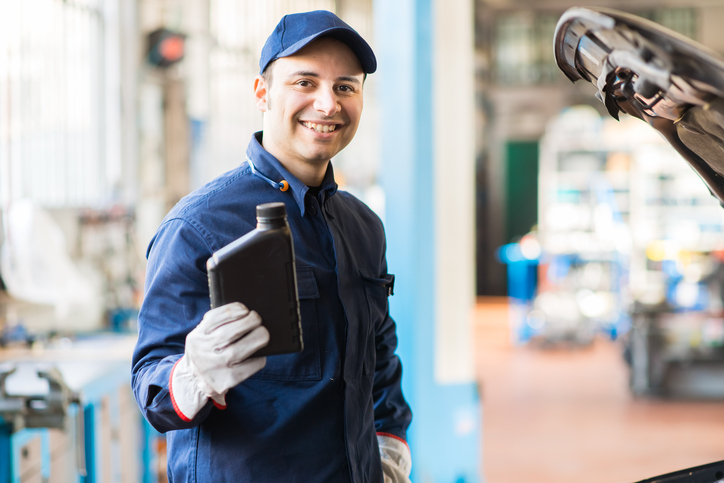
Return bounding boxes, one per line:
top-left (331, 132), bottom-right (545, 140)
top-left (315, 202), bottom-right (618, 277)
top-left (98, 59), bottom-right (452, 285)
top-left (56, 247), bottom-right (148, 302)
top-left (253, 37), bottom-right (365, 186)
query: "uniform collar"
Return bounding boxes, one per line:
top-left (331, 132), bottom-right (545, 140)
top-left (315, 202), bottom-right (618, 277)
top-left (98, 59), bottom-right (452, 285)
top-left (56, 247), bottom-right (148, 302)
top-left (314, 161), bottom-right (339, 206)
top-left (246, 132), bottom-right (338, 217)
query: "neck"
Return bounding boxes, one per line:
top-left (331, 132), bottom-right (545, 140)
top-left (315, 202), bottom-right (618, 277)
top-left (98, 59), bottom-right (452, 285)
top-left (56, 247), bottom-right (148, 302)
top-left (261, 141), bottom-right (328, 187)
top-left (279, 157), bottom-right (327, 187)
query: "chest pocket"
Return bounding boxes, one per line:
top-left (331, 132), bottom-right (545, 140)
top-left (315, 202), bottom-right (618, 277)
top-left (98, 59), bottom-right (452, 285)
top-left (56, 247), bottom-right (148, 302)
top-left (360, 270), bottom-right (395, 375)
top-left (250, 266), bottom-right (322, 381)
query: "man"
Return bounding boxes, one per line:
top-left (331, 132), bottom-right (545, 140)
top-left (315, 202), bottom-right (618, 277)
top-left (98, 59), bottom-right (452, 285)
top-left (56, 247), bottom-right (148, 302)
top-left (131, 10), bottom-right (413, 483)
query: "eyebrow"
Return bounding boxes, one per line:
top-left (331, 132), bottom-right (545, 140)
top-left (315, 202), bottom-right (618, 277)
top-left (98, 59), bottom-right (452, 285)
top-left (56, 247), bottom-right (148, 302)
top-left (289, 71), bottom-right (362, 85)
top-left (290, 70), bottom-right (319, 78)
top-left (337, 75), bottom-right (362, 85)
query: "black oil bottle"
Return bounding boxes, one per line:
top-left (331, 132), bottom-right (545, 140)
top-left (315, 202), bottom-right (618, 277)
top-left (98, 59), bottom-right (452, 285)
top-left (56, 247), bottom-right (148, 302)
top-left (206, 202), bottom-right (303, 356)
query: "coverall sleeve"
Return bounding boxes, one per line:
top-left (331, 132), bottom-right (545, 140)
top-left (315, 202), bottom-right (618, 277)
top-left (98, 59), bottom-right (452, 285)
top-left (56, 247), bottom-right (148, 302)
top-left (131, 218), bottom-right (217, 432)
top-left (372, 254), bottom-right (413, 442)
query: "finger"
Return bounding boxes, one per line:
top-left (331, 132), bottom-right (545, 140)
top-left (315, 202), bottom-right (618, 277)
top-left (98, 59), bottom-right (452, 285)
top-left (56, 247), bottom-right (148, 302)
top-left (209, 311), bottom-right (263, 351)
top-left (200, 302), bottom-right (250, 334)
top-left (228, 356), bottom-right (267, 383)
top-left (225, 326), bottom-right (270, 365)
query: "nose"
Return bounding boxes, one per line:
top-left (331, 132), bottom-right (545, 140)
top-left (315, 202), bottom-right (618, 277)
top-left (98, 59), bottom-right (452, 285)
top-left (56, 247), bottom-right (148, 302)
top-left (313, 87), bottom-right (340, 117)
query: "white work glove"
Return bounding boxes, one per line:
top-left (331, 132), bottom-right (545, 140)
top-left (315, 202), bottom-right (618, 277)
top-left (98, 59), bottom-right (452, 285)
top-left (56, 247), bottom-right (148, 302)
top-left (170, 302), bottom-right (270, 421)
top-left (378, 433), bottom-right (412, 483)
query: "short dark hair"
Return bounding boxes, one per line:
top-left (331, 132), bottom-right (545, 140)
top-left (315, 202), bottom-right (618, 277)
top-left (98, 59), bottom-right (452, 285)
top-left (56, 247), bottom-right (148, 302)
top-left (262, 61), bottom-right (274, 88)
top-left (261, 62), bottom-right (274, 110)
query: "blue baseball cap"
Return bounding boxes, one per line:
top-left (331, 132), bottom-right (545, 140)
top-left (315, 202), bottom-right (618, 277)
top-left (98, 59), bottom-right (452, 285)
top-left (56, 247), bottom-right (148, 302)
top-left (259, 10), bottom-right (377, 75)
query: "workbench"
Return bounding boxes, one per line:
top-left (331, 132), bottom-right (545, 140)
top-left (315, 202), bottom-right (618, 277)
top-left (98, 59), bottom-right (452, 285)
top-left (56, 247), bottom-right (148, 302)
top-left (0, 334), bottom-right (159, 483)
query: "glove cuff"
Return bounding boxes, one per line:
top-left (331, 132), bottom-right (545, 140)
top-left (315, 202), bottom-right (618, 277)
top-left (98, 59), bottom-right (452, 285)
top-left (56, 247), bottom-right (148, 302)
top-left (377, 432), bottom-right (412, 480)
top-left (169, 356), bottom-right (211, 422)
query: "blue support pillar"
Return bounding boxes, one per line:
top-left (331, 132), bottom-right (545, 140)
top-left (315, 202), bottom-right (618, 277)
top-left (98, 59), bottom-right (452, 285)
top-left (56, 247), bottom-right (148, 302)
top-left (374, 1), bottom-right (481, 482)
top-left (82, 405), bottom-right (96, 483)
top-left (0, 423), bottom-right (9, 483)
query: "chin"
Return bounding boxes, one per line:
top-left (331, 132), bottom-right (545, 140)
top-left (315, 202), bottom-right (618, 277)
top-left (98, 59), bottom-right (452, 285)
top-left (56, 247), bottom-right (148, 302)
top-left (304, 149), bottom-right (338, 163)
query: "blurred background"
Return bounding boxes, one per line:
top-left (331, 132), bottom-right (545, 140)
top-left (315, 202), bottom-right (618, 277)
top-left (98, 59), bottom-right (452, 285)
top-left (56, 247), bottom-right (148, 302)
top-left (1, 0), bottom-right (724, 482)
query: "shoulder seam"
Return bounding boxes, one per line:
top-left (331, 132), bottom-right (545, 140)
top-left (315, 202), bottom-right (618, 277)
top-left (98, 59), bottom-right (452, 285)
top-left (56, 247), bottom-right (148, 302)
top-left (159, 217), bottom-right (217, 254)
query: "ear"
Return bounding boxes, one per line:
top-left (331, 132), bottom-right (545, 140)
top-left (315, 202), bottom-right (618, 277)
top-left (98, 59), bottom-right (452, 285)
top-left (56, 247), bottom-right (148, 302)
top-left (253, 75), bottom-right (268, 112)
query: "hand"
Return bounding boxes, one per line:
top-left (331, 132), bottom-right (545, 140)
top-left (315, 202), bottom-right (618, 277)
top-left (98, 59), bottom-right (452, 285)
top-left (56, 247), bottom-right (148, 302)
top-left (378, 434), bottom-right (412, 483)
top-left (170, 302), bottom-right (270, 421)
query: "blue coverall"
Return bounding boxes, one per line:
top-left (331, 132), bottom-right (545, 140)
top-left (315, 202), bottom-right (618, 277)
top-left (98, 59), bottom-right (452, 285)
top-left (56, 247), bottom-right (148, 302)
top-left (131, 132), bottom-right (412, 482)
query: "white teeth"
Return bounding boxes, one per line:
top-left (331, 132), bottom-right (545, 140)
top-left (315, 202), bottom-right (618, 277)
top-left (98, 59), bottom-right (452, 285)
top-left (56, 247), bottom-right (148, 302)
top-left (303, 122), bottom-right (337, 133)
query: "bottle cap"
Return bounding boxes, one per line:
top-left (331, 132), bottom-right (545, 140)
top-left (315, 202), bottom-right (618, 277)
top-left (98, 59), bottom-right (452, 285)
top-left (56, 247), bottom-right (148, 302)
top-left (257, 202), bottom-right (287, 220)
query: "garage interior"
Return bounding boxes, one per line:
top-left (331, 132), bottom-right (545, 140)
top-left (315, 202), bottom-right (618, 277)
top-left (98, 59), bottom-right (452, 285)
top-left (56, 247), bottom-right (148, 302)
top-left (2, 0), bottom-right (724, 482)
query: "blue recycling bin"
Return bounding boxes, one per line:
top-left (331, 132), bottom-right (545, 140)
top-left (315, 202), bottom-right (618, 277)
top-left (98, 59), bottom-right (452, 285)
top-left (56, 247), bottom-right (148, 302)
top-left (497, 242), bottom-right (539, 343)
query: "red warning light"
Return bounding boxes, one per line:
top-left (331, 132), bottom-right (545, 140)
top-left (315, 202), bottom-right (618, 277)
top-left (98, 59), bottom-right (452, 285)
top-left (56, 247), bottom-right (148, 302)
top-left (147, 28), bottom-right (186, 68)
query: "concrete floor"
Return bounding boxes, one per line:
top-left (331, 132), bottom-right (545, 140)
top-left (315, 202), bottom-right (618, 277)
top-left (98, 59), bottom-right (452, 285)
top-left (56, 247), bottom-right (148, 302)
top-left (473, 298), bottom-right (724, 483)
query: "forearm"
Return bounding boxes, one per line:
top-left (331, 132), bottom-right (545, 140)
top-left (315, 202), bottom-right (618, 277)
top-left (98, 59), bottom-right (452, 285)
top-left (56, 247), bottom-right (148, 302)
top-left (132, 217), bottom-right (217, 431)
top-left (374, 350), bottom-right (412, 482)
top-left (373, 314), bottom-right (412, 438)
